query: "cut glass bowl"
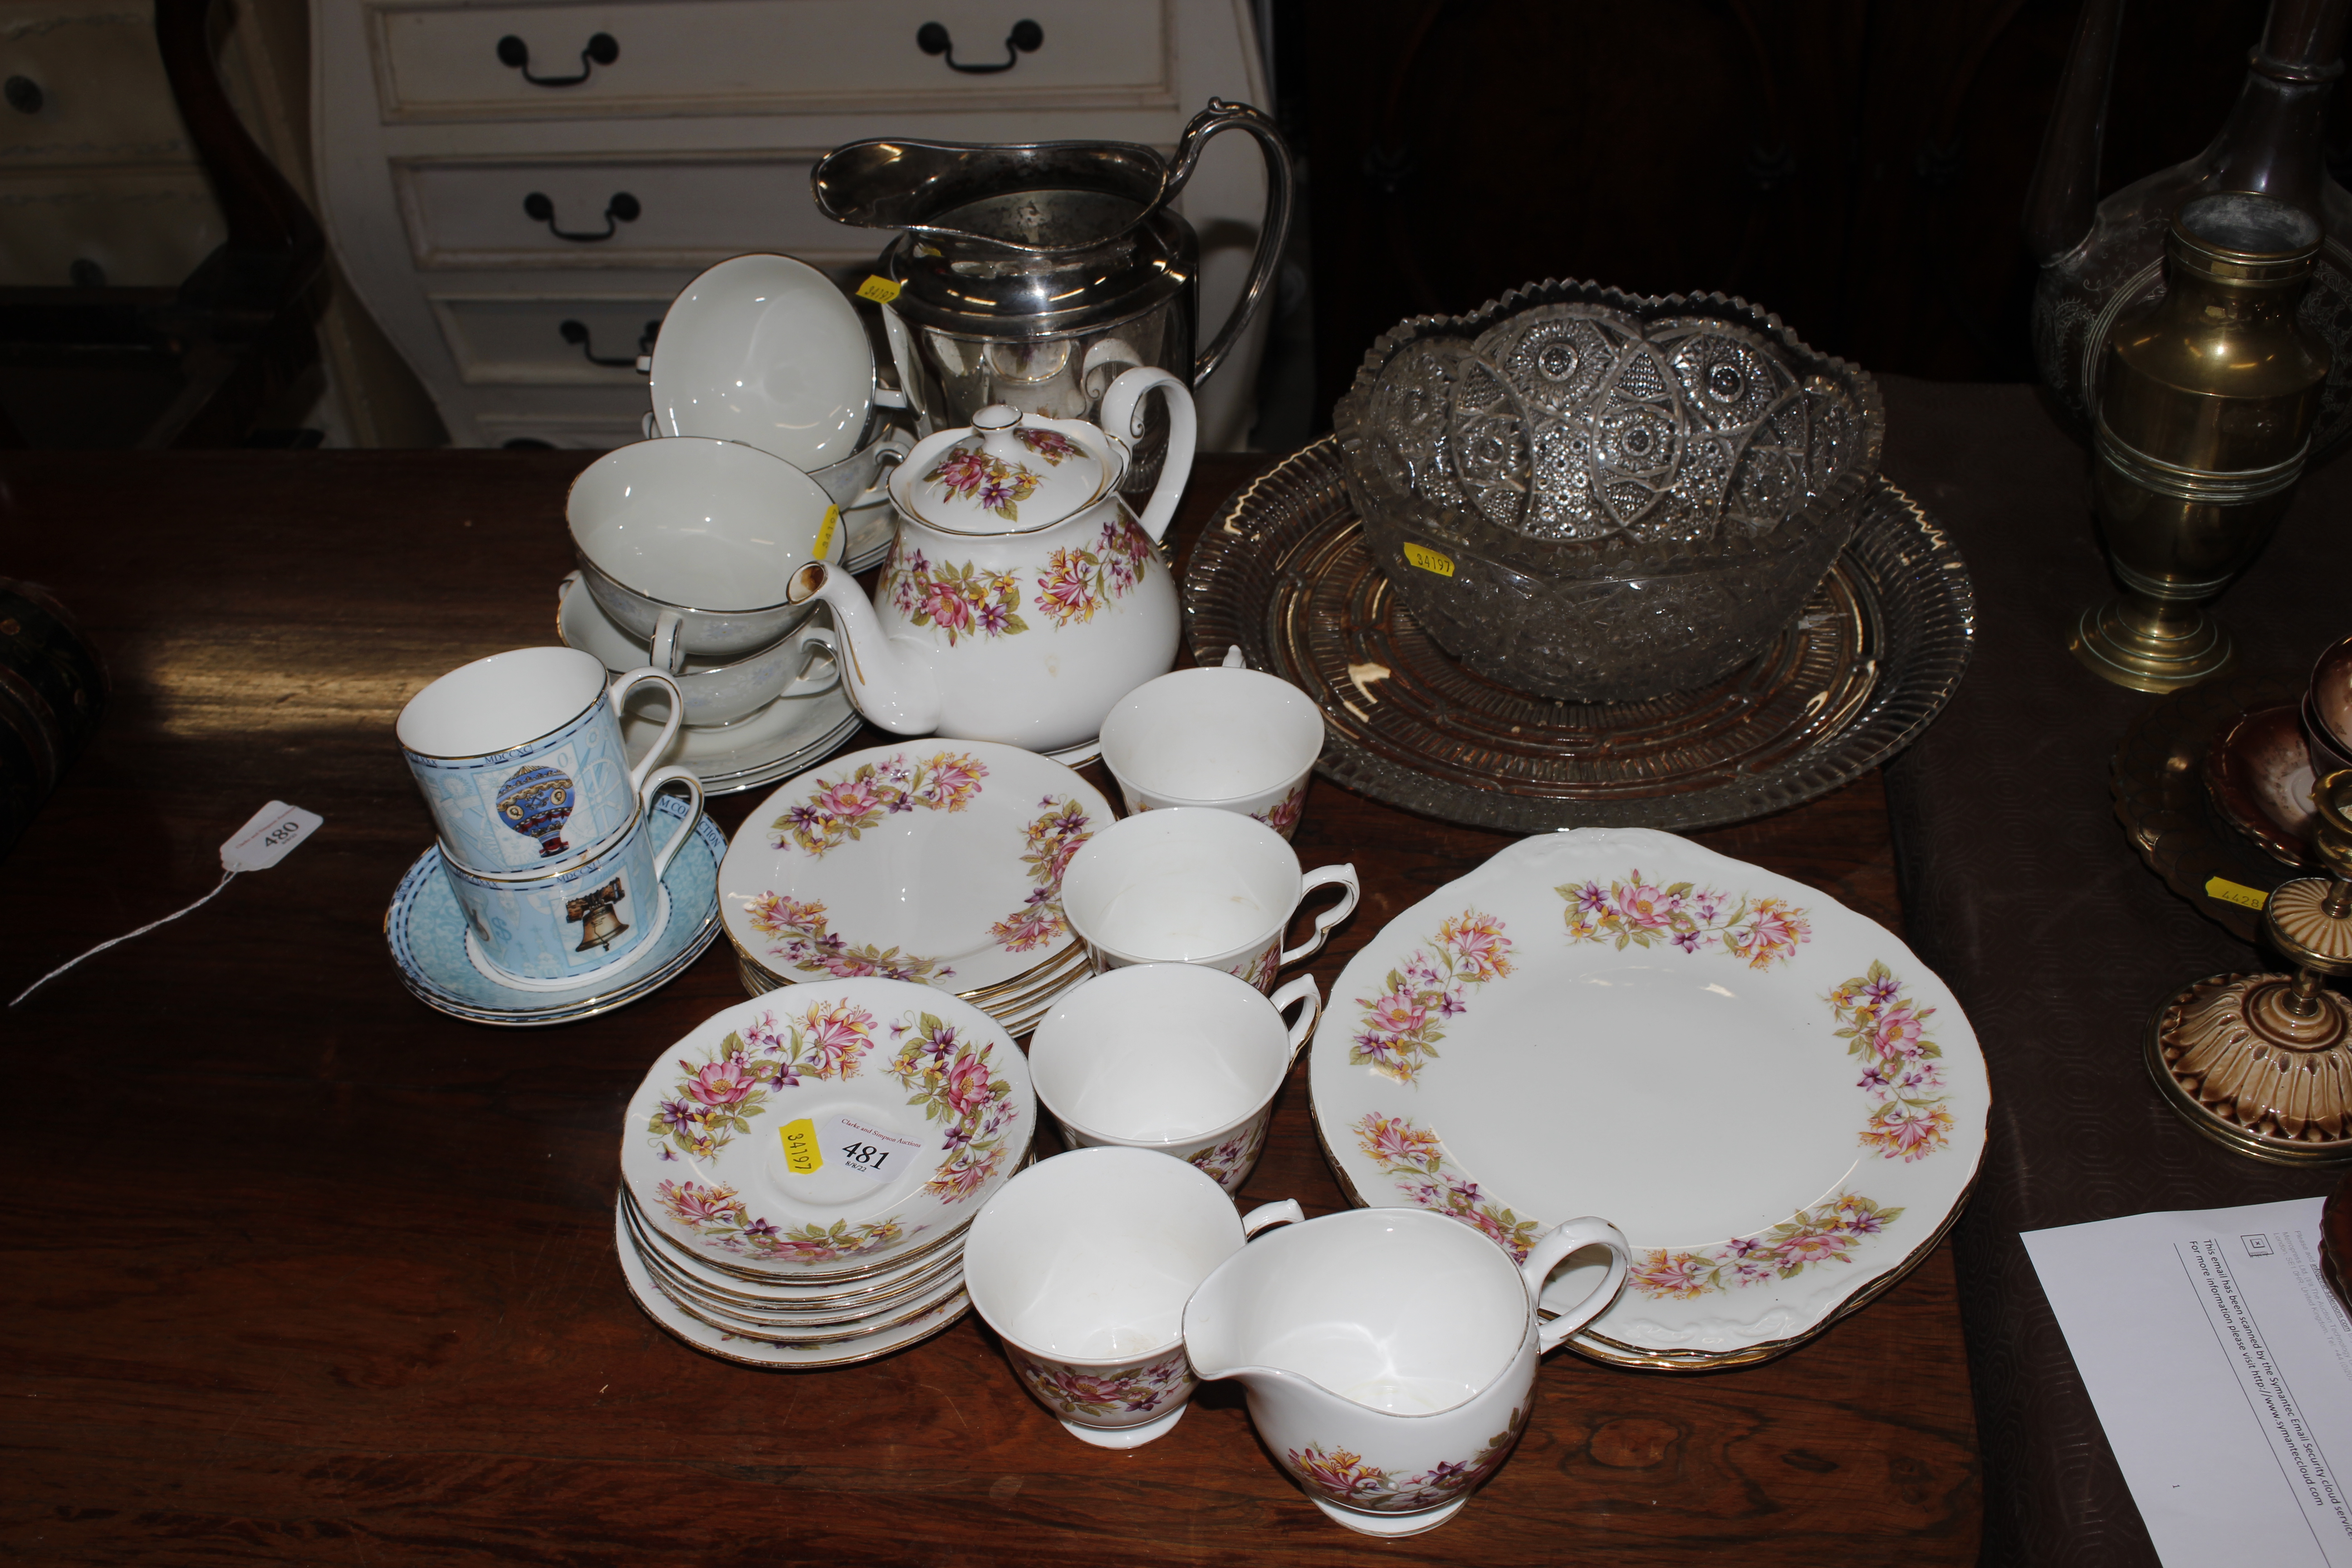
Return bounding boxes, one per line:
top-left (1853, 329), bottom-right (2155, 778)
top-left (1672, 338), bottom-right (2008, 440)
top-left (1334, 279), bottom-right (1885, 703)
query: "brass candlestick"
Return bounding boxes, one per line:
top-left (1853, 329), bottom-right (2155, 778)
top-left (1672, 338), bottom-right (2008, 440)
top-left (2071, 192), bottom-right (2330, 693)
top-left (2148, 767), bottom-right (2352, 1163)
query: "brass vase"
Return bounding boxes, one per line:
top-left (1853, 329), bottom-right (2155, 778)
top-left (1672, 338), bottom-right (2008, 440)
top-left (2071, 192), bottom-right (2330, 693)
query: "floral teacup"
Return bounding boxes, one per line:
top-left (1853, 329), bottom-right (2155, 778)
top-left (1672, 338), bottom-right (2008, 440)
top-left (1098, 655), bottom-right (1325, 840)
top-left (962, 1146), bottom-right (1302, 1448)
top-left (1058, 807), bottom-right (1357, 993)
top-left (1028, 964), bottom-right (1321, 1194)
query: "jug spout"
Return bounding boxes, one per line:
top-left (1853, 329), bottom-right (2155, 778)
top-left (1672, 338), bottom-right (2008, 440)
top-left (2022, 0), bottom-right (2125, 262)
top-left (788, 563), bottom-right (942, 736)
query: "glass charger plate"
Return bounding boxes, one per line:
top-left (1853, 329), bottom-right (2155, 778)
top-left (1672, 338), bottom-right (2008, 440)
top-left (1184, 439), bottom-right (1974, 832)
top-left (1310, 828), bottom-right (1988, 1368)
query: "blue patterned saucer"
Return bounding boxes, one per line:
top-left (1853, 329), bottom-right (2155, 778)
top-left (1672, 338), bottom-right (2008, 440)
top-left (387, 793), bottom-right (725, 1026)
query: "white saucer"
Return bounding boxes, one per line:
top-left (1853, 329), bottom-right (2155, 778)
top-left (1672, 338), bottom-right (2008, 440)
top-left (556, 572), bottom-right (862, 794)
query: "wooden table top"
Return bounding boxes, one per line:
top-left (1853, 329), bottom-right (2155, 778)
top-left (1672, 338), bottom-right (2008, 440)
top-left (0, 448), bottom-right (1978, 1565)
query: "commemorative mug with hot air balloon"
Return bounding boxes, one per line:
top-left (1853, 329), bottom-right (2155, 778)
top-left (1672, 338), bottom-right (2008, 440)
top-left (397, 647), bottom-right (684, 877)
top-left (439, 766), bottom-right (704, 983)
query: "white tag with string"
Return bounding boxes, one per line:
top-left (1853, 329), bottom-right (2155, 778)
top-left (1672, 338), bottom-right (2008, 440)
top-left (11, 801), bottom-right (322, 1005)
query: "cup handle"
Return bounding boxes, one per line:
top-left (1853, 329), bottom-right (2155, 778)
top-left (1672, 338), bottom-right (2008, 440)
top-left (1097, 365), bottom-right (1196, 547)
top-left (647, 609), bottom-right (687, 676)
top-left (608, 666), bottom-right (686, 788)
top-left (642, 765), bottom-right (706, 878)
top-left (1268, 973), bottom-right (1322, 1063)
top-left (1519, 1218), bottom-right (1632, 1354)
top-left (1240, 1199), bottom-right (1305, 1236)
top-left (787, 623), bottom-right (843, 697)
top-left (854, 443), bottom-right (909, 509)
top-left (559, 569), bottom-right (581, 605)
top-left (1277, 864), bottom-right (1359, 969)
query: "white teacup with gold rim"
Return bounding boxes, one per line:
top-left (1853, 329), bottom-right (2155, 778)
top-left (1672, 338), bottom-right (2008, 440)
top-left (1058, 807), bottom-right (1358, 992)
top-left (1027, 964), bottom-right (1320, 1194)
top-left (567, 435), bottom-right (844, 673)
top-left (962, 1146), bottom-right (1303, 1449)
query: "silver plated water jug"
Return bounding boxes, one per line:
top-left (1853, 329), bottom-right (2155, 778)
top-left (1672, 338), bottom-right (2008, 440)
top-left (812, 99), bottom-right (1294, 473)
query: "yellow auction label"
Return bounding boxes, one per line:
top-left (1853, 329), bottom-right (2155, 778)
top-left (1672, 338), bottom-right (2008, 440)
top-left (779, 1117), bottom-right (823, 1174)
top-left (855, 275), bottom-right (902, 304)
top-left (813, 504), bottom-right (841, 561)
top-left (1402, 542), bottom-right (1455, 577)
top-left (2205, 876), bottom-right (2269, 911)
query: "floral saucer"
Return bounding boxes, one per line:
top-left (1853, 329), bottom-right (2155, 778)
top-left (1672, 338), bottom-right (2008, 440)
top-left (622, 1182), bottom-right (967, 1308)
top-left (720, 741), bottom-right (1109, 997)
top-left (737, 939), bottom-right (1089, 1038)
top-left (619, 980), bottom-right (1034, 1281)
top-left (650, 1248), bottom-right (968, 1334)
top-left (387, 793), bottom-right (725, 1027)
top-left (614, 1196), bottom-right (970, 1368)
top-left (1310, 828), bottom-right (1987, 1369)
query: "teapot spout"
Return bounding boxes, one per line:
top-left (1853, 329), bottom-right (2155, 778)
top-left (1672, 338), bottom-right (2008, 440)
top-left (788, 562), bottom-right (942, 736)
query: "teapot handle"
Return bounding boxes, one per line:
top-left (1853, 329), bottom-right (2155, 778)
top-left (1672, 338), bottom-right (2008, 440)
top-left (1098, 366), bottom-right (1197, 546)
top-left (1158, 98), bottom-right (1297, 388)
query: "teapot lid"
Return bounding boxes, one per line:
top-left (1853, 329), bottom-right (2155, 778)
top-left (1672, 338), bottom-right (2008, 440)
top-left (890, 405), bottom-right (1117, 536)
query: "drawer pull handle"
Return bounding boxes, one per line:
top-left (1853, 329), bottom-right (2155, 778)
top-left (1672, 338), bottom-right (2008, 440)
top-left (524, 191), bottom-right (640, 242)
top-left (4, 76), bottom-right (43, 115)
top-left (560, 318), bottom-right (661, 369)
top-left (914, 19), bottom-right (1041, 73)
top-left (495, 31), bottom-right (618, 87)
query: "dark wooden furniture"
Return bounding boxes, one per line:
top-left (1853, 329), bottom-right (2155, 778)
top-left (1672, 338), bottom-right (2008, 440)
top-left (0, 0), bottom-right (323, 450)
top-left (0, 442), bottom-right (1977, 1563)
top-left (1284, 0), bottom-right (2290, 418)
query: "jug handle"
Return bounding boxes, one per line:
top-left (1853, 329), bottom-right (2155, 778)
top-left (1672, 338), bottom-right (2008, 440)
top-left (1157, 98), bottom-right (1298, 388)
top-left (1520, 1218), bottom-right (1632, 1354)
top-left (1099, 366), bottom-right (1197, 546)
top-left (1240, 1199), bottom-right (1305, 1235)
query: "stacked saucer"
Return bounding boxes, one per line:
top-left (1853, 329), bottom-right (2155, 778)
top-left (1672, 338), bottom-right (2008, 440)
top-left (615, 980), bottom-right (1036, 1367)
top-left (719, 740), bottom-right (1108, 1035)
top-left (558, 573), bottom-right (860, 796)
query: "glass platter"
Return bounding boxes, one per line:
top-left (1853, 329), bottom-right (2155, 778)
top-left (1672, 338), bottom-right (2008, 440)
top-left (1183, 439), bottom-right (1975, 832)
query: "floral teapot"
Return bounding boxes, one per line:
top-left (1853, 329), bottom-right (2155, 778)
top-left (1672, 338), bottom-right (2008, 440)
top-left (788, 366), bottom-right (1194, 753)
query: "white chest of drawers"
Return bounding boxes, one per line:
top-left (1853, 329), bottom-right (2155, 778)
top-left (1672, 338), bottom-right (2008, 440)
top-left (311, 0), bottom-right (1274, 450)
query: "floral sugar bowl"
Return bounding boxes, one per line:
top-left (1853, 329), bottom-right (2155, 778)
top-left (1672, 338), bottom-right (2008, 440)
top-left (786, 367), bottom-right (1196, 754)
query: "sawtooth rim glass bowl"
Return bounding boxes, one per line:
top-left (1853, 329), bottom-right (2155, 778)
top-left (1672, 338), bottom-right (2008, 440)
top-left (1333, 278), bottom-right (1886, 704)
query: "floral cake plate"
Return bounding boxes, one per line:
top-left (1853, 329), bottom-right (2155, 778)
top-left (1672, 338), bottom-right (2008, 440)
top-left (386, 793), bottom-right (725, 1026)
top-left (1309, 827), bottom-right (1987, 1369)
top-left (614, 1196), bottom-right (971, 1368)
top-left (720, 741), bottom-right (1109, 996)
top-left (621, 979), bottom-right (1035, 1282)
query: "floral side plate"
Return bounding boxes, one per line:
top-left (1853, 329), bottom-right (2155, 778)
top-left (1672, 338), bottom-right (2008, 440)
top-left (720, 740), bottom-right (1110, 995)
top-left (620, 979), bottom-right (1034, 1282)
top-left (1309, 828), bottom-right (1987, 1368)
